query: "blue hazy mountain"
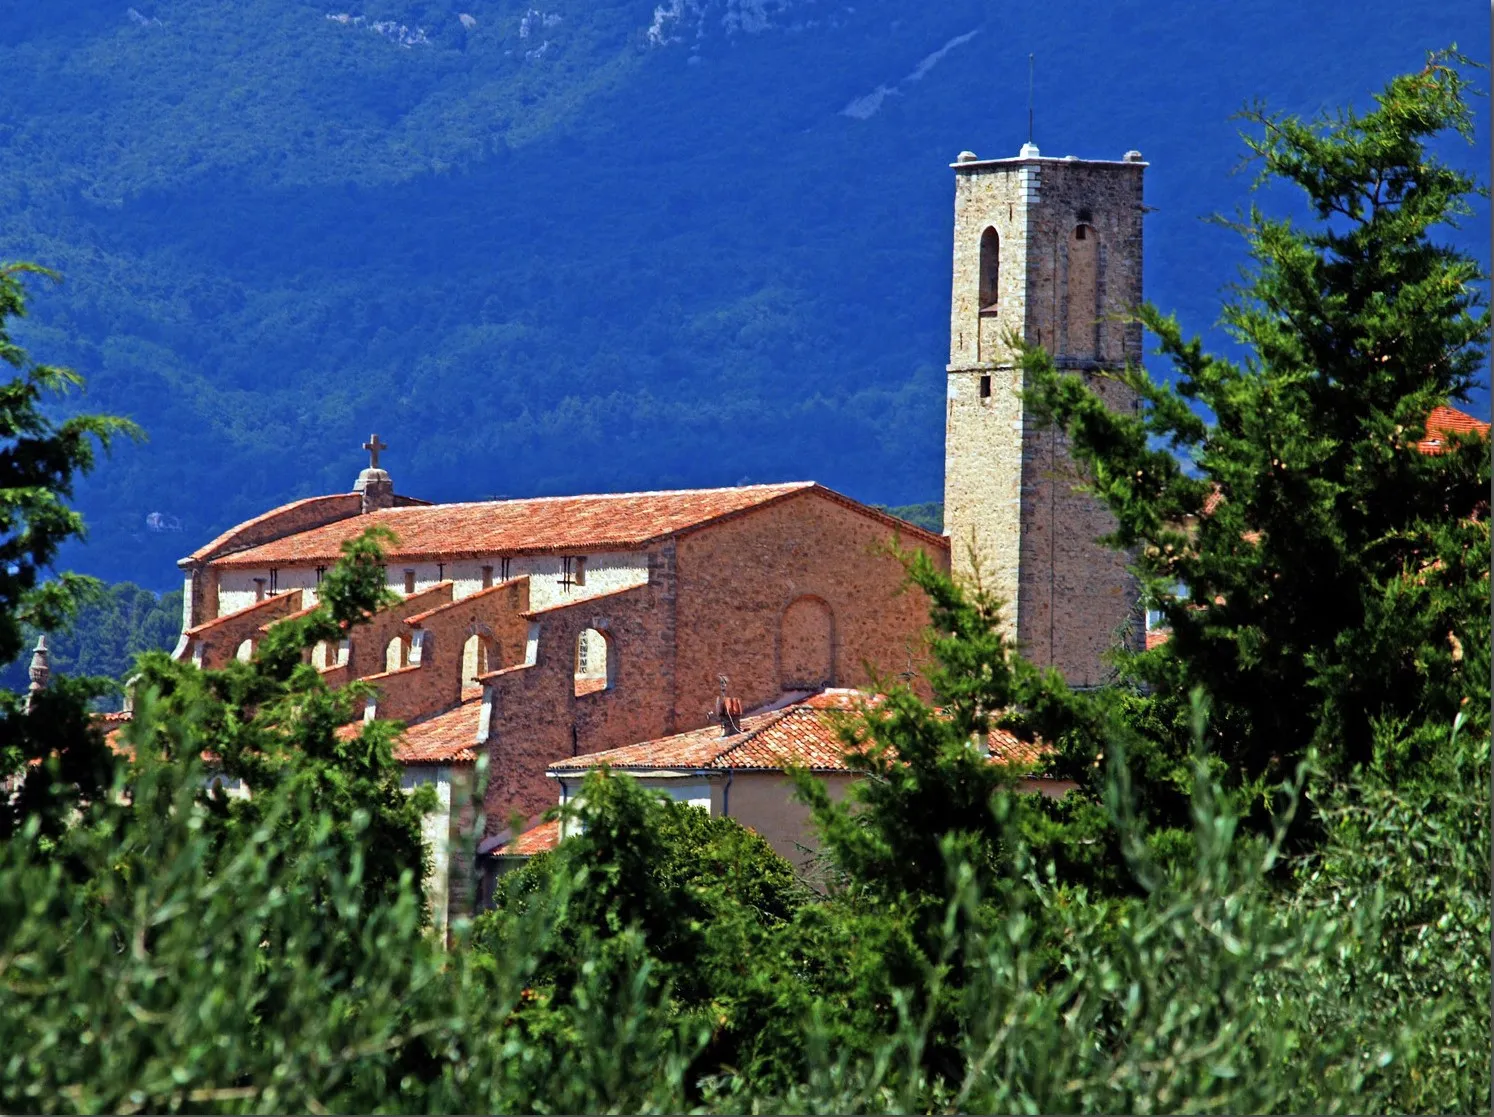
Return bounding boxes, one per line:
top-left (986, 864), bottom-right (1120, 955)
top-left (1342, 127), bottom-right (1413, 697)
top-left (2, 0), bottom-right (1486, 589)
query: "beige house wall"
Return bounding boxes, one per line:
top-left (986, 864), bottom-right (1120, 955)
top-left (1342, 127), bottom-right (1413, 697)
top-left (719, 770), bottom-right (857, 870)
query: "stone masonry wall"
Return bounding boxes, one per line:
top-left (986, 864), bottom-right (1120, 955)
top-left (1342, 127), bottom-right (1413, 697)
top-left (481, 580), bottom-right (676, 833)
top-left (945, 151), bottom-right (1146, 684)
top-left (184, 590), bottom-right (306, 669)
top-left (672, 491), bottom-right (946, 722)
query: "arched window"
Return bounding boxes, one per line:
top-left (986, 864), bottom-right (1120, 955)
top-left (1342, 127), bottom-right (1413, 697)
top-left (574, 627), bottom-right (614, 697)
top-left (462, 632), bottom-right (494, 683)
top-left (1067, 223), bottom-right (1099, 359)
top-left (235, 638), bottom-right (255, 663)
top-left (978, 227), bottom-right (1000, 311)
top-left (385, 635), bottom-right (408, 673)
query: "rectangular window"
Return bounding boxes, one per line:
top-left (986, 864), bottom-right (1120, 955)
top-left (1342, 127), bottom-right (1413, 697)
top-left (559, 556), bottom-right (587, 590)
top-left (979, 374), bottom-right (992, 399)
top-left (500, 557), bottom-right (511, 581)
top-left (481, 565), bottom-right (494, 590)
top-left (437, 563), bottom-right (445, 582)
top-left (253, 578), bottom-right (266, 603)
top-left (403, 569), bottom-right (416, 594)
top-left (268, 568), bottom-right (279, 594)
top-left (314, 565), bottom-right (326, 585)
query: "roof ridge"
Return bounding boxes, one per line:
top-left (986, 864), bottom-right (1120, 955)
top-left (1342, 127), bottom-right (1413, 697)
top-left (364, 481), bottom-right (815, 515)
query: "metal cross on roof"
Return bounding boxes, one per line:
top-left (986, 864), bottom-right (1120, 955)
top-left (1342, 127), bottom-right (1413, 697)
top-left (362, 433), bottom-right (388, 470)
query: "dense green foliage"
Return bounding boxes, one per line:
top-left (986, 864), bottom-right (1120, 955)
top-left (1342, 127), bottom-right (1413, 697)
top-left (0, 54), bottom-right (1488, 1116)
top-left (1024, 51), bottom-right (1491, 845)
top-left (2, 1), bottom-right (1483, 589)
top-left (0, 582), bottom-right (183, 702)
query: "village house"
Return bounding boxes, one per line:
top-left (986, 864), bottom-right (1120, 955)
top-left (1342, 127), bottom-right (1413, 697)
top-left (489, 687), bottom-right (1076, 886)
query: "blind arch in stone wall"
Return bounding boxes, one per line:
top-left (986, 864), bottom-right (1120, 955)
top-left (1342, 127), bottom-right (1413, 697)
top-left (1067, 223), bottom-right (1099, 360)
top-left (777, 595), bottom-right (836, 691)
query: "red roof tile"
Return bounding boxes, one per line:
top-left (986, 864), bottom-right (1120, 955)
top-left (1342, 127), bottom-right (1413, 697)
top-left (1418, 405), bottom-right (1490, 454)
top-left (182, 494), bottom-right (361, 564)
top-left (1146, 628), bottom-right (1172, 651)
top-left (206, 482), bottom-right (947, 569)
top-left (392, 700), bottom-right (482, 764)
top-left (212, 484), bottom-right (815, 567)
top-left (547, 689), bottom-right (1051, 775)
top-left (493, 818), bottom-right (561, 856)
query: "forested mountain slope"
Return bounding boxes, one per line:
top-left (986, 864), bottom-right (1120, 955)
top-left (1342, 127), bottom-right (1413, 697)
top-left (1, 0), bottom-right (1486, 590)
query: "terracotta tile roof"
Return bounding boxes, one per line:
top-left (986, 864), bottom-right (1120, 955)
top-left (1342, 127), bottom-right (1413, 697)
top-left (988, 726), bottom-right (1048, 766)
top-left (1146, 628), bottom-right (1172, 650)
top-left (182, 494), bottom-right (361, 564)
top-left (492, 818), bottom-right (561, 857)
top-left (1418, 405), bottom-right (1490, 454)
top-left (206, 482), bottom-right (948, 569)
top-left (211, 484), bottom-right (814, 567)
top-left (392, 700), bottom-right (482, 764)
top-left (548, 689), bottom-right (1051, 775)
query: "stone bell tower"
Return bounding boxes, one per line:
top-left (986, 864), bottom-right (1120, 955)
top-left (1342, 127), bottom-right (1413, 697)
top-left (942, 142), bottom-right (1146, 686)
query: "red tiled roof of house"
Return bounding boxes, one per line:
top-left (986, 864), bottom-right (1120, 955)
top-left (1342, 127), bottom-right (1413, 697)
top-left (391, 700), bottom-right (482, 764)
top-left (547, 689), bottom-right (1051, 775)
top-left (1146, 628), bottom-right (1172, 651)
top-left (1418, 405), bottom-right (1490, 454)
top-left (182, 494), bottom-right (361, 564)
top-left (206, 482), bottom-right (947, 568)
top-left (492, 818), bottom-right (561, 857)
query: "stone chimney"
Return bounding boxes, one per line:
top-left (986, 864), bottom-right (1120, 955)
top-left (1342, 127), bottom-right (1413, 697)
top-left (24, 635), bottom-right (49, 713)
top-left (354, 433), bottom-right (396, 513)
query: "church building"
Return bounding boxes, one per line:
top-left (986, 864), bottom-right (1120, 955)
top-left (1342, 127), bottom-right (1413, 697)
top-left (167, 142), bottom-right (1154, 924)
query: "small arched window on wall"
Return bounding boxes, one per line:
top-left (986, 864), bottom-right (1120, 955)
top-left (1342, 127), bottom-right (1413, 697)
top-left (978, 227), bottom-right (1000, 312)
top-left (462, 632), bottom-right (494, 686)
top-left (1067, 223), bottom-right (1099, 360)
top-left (385, 635), bottom-right (408, 673)
top-left (574, 627), bottom-right (614, 697)
top-left (235, 638), bottom-right (255, 663)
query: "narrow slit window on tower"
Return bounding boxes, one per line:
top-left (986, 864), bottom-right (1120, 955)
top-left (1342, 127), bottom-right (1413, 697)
top-left (978, 227), bottom-right (1000, 311)
top-left (979, 374), bottom-right (992, 399)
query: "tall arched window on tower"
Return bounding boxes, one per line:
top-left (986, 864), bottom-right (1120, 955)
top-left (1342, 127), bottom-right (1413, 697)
top-left (1067, 223), bottom-right (1099, 360)
top-left (978, 227), bottom-right (1000, 312)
